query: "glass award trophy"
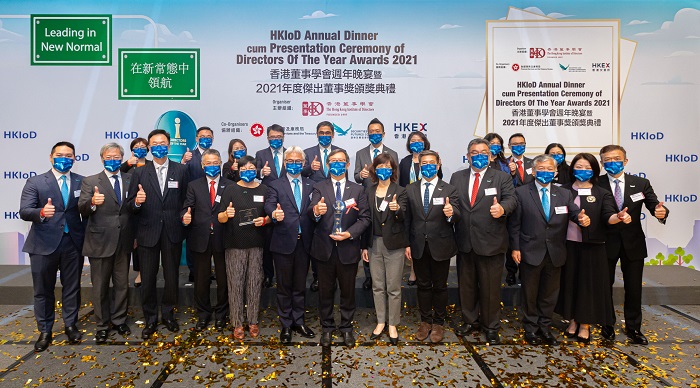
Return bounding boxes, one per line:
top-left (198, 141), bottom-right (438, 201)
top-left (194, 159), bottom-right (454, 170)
top-left (333, 200), bottom-right (345, 234)
top-left (238, 208), bottom-right (258, 226)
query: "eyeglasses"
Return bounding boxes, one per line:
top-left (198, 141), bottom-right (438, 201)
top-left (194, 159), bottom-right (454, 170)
top-left (268, 136), bottom-right (284, 140)
top-left (285, 159), bottom-right (303, 164)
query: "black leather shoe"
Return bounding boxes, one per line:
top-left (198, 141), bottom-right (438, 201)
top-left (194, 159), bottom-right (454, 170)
top-left (485, 330), bottom-right (501, 345)
top-left (342, 331), bottom-right (355, 348)
top-left (214, 319), bottom-right (228, 331)
top-left (625, 329), bottom-right (648, 345)
top-left (362, 277), bottom-right (372, 290)
top-left (95, 329), bottom-right (109, 344)
top-left (389, 335), bottom-right (399, 345)
top-left (454, 323), bottom-right (478, 337)
top-left (369, 329), bottom-right (384, 340)
top-left (538, 329), bottom-right (558, 346)
top-left (310, 279), bottom-right (319, 292)
top-left (320, 332), bottom-right (332, 347)
top-left (564, 323), bottom-right (580, 339)
top-left (280, 327), bottom-right (292, 344)
top-left (601, 325), bottom-right (616, 341)
top-left (524, 332), bottom-right (541, 345)
top-left (263, 277), bottom-right (274, 288)
top-left (195, 319), bottom-right (209, 332)
top-left (113, 323), bottom-right (131, 335)
top-left (65, 325), bottom-right (82, 344)
top-left (142, 323), bottom-right (158, 339)
top-left (162, 319), bottom-right (179, 333)
top-left (291, 325), bottom-right (315, 338)
top-left (34, 332), bottom-right (52, 352)
top-left (505, 272), bottom-right (516, 286)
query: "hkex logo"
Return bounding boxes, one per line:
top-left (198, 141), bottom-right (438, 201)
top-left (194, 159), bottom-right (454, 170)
top-left (394, 123), bottom-right (427, 132)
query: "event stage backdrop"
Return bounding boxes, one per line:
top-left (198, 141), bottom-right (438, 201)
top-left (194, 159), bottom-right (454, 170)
top-left (1, 1), bottom-right (698, 270)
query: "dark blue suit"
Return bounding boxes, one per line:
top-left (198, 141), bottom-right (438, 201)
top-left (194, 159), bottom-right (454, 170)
top-left (301, 144), bottom-right (342, 182)
top-left (184, 147), bottom-right (204, 182)
top-left (19, 170), bottom-right (86, 333)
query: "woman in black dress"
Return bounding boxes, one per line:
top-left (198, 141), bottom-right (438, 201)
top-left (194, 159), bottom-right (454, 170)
top-left (545, 142), bottom-right (572, 185)
top-left (485, 133), bottom-right (510, 174)
top-left (222, 138), bottom-right (248, 182)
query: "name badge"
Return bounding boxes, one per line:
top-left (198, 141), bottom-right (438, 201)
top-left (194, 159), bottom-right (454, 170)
top-left (525, 168), bottom-right (533, 175)
top-left (577, 188), bottom-right (592, 196)
top-left (630, 192), bottom-right (644, 202)
top-left (433, 197), bottom-right (444, 205)
top-left (215, 195), bottom-right (221, 203)
top-left (379, 200), bottom-right (388, 211)
top-left (253, 195), bottom-right (264, 203)
top-left (167, 181), bottom-right (178, 189)
top-left (484, 188), bottom-right (497, 196)
top-left (73, 190), bottom-right (81, 198)
top-left (555, 206), bottom-right (567, 215)
top-left (345, 198), bottom-right (356, 207)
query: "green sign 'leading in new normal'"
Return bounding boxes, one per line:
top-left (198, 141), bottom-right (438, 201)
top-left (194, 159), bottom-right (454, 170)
top-left (31, 14), bottom-right (112, 65)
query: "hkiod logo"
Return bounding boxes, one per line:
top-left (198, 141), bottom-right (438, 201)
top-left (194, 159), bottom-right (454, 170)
top-left (332, 123), bottom-right (352, 136)
top-left (154, 111), bottom-right (197, 162)
top-left (302, 102), bottom-right (324, 117)
top-left (529, 48), bottom-right (545, 58)
top-left (3, 130), bottom-right (37, 139)
top-left (250, 123), bottom-right (265, 137)
top-left (394, 123), bottom-right (427, 132)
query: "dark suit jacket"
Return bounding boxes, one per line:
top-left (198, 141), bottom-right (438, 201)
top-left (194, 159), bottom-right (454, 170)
top-left (222, 160), bottom-right (241, 182)
top-left (450, 167), bottom-right (517, 256)
top-left (507, 182), bottom-right (582, 267)
top-left (510, 156), bottom-right (534, 187)
top-left (184, 148), bottom-right (204, 182)
top-left (78, 171), bottom-right (134, 258)
top-left (561, 183), bottom-right (617, 244)
top-left (353, 144), bottom-right (399, 188)
top-left (598, 173), bottom-right (669, 260)
top-left (301, 144), bottom-right (342, 182)
top-left (126, 160), bottom-right (189, 247)
top-left (20, 170), bottom-right (87, 255)
top-left (181, 176), bottom-right (232, 253)
top-left (398, 154), bottom-right (443, 187)
top-left (361, 183), bottom-right (409, 250)
top-left (307, 179), bottom-right (370, 264)
top-left (264, 175), bottom-right (315, 254)
top-left (404, 179), bottom-right (460, 261)
top-left (255, 147), bottom-right (286, 186)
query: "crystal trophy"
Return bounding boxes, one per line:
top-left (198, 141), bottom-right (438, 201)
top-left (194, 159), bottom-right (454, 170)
top-left (333, 200), bottom-right (345, 234)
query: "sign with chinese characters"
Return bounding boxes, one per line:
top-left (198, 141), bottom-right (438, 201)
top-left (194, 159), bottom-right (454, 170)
top-left (118, 49), bottom-right (200, 100)
top-left (31, 14), bottom-right (111, 65)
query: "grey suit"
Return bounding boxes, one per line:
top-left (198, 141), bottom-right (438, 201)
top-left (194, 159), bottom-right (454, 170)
top-left (79, 171), bottom-right (134, 330)
top-left (353, 144), bottom-right (399, 188)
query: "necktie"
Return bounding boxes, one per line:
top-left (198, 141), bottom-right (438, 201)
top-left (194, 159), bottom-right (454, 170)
top-left (60, 175), bottom-right (69, 233)
top-left (470, 173), bottom-right (480, 207)
top-left (541, 187), bottom-right (550, 222)
top-left (409, 164), bottom-right (416, 184)
top-left (335, 181), bottom-right (342, 202)
top-left (210, 180), bottom-right (216, 207)
top-left (293, 179), bottom-right (302, 233)
top-left (423, 182), bottom-right (431, 214)
top-left (614, 179), bottom-right (623, 211)
top-left (157, 165), bottom-right (165, 193)
top-left (373, 148), bottom-right (379, 159)
top-left (516, 160), bottom-right (524, 182)
top-left (323, 149), bottom-right (328, 176)
top-left (112, 175), bottom-right (121, 205)
top-left (273, 151), bottom-right (280, 177)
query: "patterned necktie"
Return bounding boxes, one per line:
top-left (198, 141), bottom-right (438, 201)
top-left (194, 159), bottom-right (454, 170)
top-left (373, 148), bottom-right (379, 159)
top-left (210, 180), bottom-right (216, 207)
top-left (293, 178), bottom-right (302, 233)
top-left (614, 179), bottom-right (623, 211)
top-left (157, 165), bottom-right (165, 193)
top-left (516, 160), bottom-right (524, 182)
top-left (60, 175), bottom-right (69, 233)
top-left (409, 164), bottom-right (416, 184)
top-left (470, 173), bottom-right (480, 207)
top-left (273, 151), bottom-right (280, 177)
top-left (323, 149), bottom-right (329, 176)
top-left (112, 175), bottom-right (121, 205)
top-left (541, 187), bottom-right (550, 222)
top-left (335, 181), bottom-right (342, 202)
top-left (423, 182), bottom-right (431, 214)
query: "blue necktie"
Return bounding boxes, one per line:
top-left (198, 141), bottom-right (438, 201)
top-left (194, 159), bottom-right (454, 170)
top-left (541, 187), bottom-right (550, 222)
top-left (613, 179), bottom-right (623, 211)
top-left (60, 175), bottom-right (69, 233)
top-left (335, 181), bottom-right (342, 203)
top-left (273, 151), bottom-right (280, 177)
top-left (112, 175), bottom-right (122, 205)
top-left (293, 178), bottom-right (302, 233)
top-left (423, 182), bottom-right (431, 214)
top-left (323, 149), bottom-right (328, 176)
top-left (373, 148), bottom-right (379, 159)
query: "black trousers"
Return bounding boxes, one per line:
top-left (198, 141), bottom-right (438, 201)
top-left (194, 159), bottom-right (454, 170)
top-left (505, 247), bottom-right (518, 276)
top-left (30, 233), bottom-right (83, 333)
top-left (317, 247), bottom-right (358, 333)
top-left (193, 239), bottom-right (229, 322)
top-left (458, 251), bottom-right (504, 331)
top-left (607, 247), bottom-right (644, 331)
top-left (138, 228), bottom-right (182, 324)
top-left (519, 251), bottom-right (561, 334)
top-left (413, 242), bottom-right (450, 325)
top-left (274, 239), bottom-right (310, 328)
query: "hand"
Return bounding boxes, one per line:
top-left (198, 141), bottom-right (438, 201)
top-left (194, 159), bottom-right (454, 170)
top-left (225, 202), bottom-right (236, 218)
top-left (315, 197), bottom-right (327, 216)
top-left (181, 147), bottom-right (192, 163)
top-left (311, 155), bottom-right (321, 171)
top-left (654, 201), bottom-right (667, 219)
top-left (489, 197), bottom-right (504, 218)
top-left (404, 247), bottom-right (412, 261)
top-left (508, 161), bottom-right (517, 174)
top-left (512, 250), bottom-right (521, 264)
top-left (273, 203), bottom-right (284, 222)
top-left (135, 184), bottom-right (146, 205)
top-left (183, 207), bottom-right (192, 225)
top-left (361, 249), bottom-right (369, 263)
top-left (231, 160), bottom-right (238, 171)
top-left (578, 209), bottom-right (590, 227)
top-left (43, 198), bottom-right (55, 218)
top-left (262, 161), bottom-right (271, 177)
top-left (92, 186), bottom-right (105, 206)
top-left (388, 194), bottom-right (399, 211)
top-left (617, 207), bottom-right (631, 224)
top-left (128, 155), bottom-right (138, 165)
top-left (253, 217), bottom-right (266, 227)
top-left (443, 197), bottom-right (453, 218)
top-left (359, 164), bottom-right (369, 179)
top-left (329, 231), bottom-right (351, 241)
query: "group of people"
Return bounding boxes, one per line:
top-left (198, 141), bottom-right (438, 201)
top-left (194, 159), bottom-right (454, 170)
top-left (19, 118), bottom-right (668, 353)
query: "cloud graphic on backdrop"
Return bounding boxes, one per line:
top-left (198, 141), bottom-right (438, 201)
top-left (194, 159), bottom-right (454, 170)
top-left (120, 23), bottom-right (196, 45)
top-left (439, 24), bottom-right (462, 30)
top-left (300, 11), bottom-right (337, 20)
top-left (634, 8), bottom-right (700, 39)
top-left (627, 20), bottom-right (650, 26)
top-left (642, 76), bottom-right (694, 85)
top-left (522, 7), bottom-right (573, 19)
top-left (0, 20), bottom-right (23, 43)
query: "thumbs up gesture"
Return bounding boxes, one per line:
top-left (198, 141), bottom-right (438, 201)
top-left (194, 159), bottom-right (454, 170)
top-left (92, 186), bottom-right (105, 206)
top-left (388, 194), bottom-right (399, 211)
top-left (617, 206), bottom-right (631, 224)
top-left (315, 196), bottom-right (327, 216)
top-left (181, 147), bottom-right (192, 163)
top-left (443, 197), bottom-right (453, 218)
top-left (654, 201), bottom-right (667, 219)
top-left (490, 196), bottom-right (504, 218)
top-left (262, 161), bottom-right (271, 176)
top-left (273, 203), bottom-right (285, 222)
top-left (136, 184), bottom-right (146, 205)
top-left (578, 208), bottom-right (590, 227)
top-left (43, 198), bottom-right (55, 218)
top-left (311, 155), bottom-right (321, 171)
top-left (183, 207), bottom-right (192, 225)
top-left (360, 164), bottom-right (369, 179)
top-left (226, 202), bottom-right (236, 219)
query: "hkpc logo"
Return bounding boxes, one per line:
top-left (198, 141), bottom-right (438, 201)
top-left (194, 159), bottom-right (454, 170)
top-left (529, 48), bottom-right (545, 58)
top-left (302, 102), bottom-right (324, 117)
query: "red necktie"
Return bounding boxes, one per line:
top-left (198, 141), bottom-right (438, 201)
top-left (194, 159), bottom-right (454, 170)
top-left (209, 180), bottom-right (216, 207)
top-left (470, 173), bottom-right (480, 207)
top-left (516, 160), bottom-right (524, 182)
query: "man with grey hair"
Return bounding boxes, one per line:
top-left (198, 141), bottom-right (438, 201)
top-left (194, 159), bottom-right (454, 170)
top-left (78, 142), bottom-right (134, 344)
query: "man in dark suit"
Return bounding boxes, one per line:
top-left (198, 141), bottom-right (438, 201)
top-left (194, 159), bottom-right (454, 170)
top-left (508, 154), bottom-right (589, 345)
top-left (266, 146), bottom-right (317, 344)
top-left (598, 145), bottom-right (669, 345)
top-left (505, 132), bottom-right (534, 285)
top-left (309, 149), bottom-right (370, 347)
top-left (181, 148), bottom-right (230, 332)
top-left (451, 139), bottom-right (517, 344)
top-left (255, 124), bottom-right (287, 287)
top-left (126, 129), bottom-right (189, 339)
top-left (405, 150), bottom-right (460, 343)
top-left (19, 141), bottom-right (87, 352)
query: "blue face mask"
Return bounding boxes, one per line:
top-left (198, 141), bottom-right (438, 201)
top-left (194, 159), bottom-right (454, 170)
top-left (489, 144), bottom-right (502, 156)
top-left (104, 159), bottom-right (122, 172)
top-left (203, 165), bottom-right (221, 178)
top-left (232, 149), bottom-right (246, 159)
top-left (198, 137), bottom-right (213, 150)
top-left (239, 169), bottom-right (257, 182)
top-left (53, 157), bottom-right (74, 173)
top-left (285, 162), bottom-right (303, 176)
top-left (551, 154), bottom-right (565, 165)
top-left (269, 138), bottom-right (283, 150)
top-left (511, 144), bottom-right (526, 156)
top-left (470, 154), bottom-right (489, 170)
top-left (603, 161), bottom-right (624, 175)
top-left (133, 147), bottom-right (148, 159)
top-left (151, 145), bottom-right (169, 158)
top-left (535, 171), bottom-right (555, 184)
top-left (329, 161), bottom-right (347, 177)
top-left (573, 169), bottom-right (594, 182)
top-left (409, 141), bottom-right (424, 154)
top-left (421, 163), bottom-right (438, 179)
top-left (318, 135), bottom-right (332, 147)
top-left (368, 133), bottom-right (383, 145)
top-left (375, 168), bottom-right (393, 181)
